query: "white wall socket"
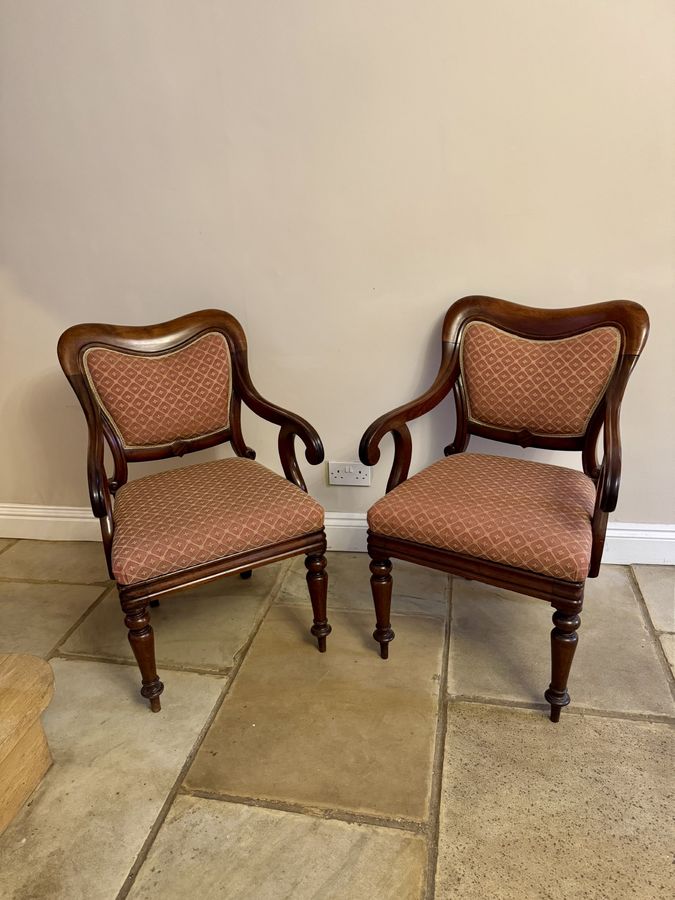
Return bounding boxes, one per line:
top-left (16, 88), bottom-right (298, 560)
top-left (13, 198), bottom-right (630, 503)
top-left (328, 461), bottom-right (371, 486)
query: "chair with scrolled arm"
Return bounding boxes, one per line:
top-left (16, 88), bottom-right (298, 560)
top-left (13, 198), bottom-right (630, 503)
top-left (58, 310), bottom-right (330, 711)
top-left (359, 296), bottom-right (648, 721)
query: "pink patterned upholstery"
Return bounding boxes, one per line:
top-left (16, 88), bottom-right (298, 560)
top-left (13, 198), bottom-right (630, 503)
top-left (460, 322), bottom-right (620, 436)
top-left (368, 453), bottom-right (596, 582)
top-left (112, 457), bottom-right (324, 585)
top-left (83, 332), bottom-right (232, 448)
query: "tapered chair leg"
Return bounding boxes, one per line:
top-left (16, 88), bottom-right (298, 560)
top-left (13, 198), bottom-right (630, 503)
top-left (369, 557), bottom-right (394, 659)
top-left (123, 603), bottom-right (164, 712)
top-left (305, 553), bottom-right (331, 652)
top-left (544, 605), bottom-right (581, 723)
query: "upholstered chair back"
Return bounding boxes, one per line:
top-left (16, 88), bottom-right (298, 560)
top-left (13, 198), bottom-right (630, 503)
top-left (459, 321), bottom-right (621, 438)
top-left (82, 331), bottom-right (232, 450)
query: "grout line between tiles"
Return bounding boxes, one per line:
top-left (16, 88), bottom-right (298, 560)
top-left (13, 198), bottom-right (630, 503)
top-left (0, 575), bottom-right (112, 587)
top-left (447, 693), bottom-right (554, 714)
top-left (423, 574), bottom-right (452, 900)
top-left (114, 560), bottom-right (292, 900)
top-left (45, 583), bottom-right (116, 660)
top-left (559, 705), bottom-right (675, 726)
top-left (447, 692), bottom-right (675, 726)
top-left (51, 649), bottom-right (234, 677)
top-left (627, 565), bottom-right (675, 700)
top-left (0, 538), bottom-right (20, 557)
top-left (180, 788), bottom-right (426, 835)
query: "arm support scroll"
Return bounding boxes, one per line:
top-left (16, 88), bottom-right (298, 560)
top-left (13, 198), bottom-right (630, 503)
top-left (595, 350), bottom-right (640, 514)
top-left (588, 348), bottom-right (645, 577)
top-left (359, 345), bottom-right (459, 492)
top-left (66, 372), bottom-right (115, 523)
top-left (87, 418), bottom-right (114, 521)
top-left (84, 400), bottom-right (115, 577)
top-left (235, 353), bottom-right (324, 491)
top-left (588, 394), bottom-right (622, 578)
top-left (596, 396), bottom-right (622, 514)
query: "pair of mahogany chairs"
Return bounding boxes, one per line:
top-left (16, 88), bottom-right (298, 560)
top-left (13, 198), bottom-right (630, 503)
top-left (58, 296), bottom-right (648, 722)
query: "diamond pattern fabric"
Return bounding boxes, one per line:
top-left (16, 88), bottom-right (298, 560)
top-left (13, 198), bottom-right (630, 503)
top-left (111, 457), bottom-right (324, 585)
top-left (367, 453), bottom-right (596, 583)
top-left (83, 332), bottom-right (232, 449)
top-left (460, 322), bottom-right (620, 436)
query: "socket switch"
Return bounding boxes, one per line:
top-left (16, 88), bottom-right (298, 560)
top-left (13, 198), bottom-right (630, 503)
top-left (328, 461), bottom-right (371, 486)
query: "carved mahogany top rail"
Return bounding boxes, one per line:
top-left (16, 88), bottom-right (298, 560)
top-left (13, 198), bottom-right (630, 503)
top-left (359, 295), bottom-right (649, 519)
top-left (58, 309), bottom-right (324, 572)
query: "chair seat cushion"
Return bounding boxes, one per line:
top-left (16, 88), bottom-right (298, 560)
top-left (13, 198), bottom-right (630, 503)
top-left (112, 457), bottom-right (324, 585)
top-left (367, 453), bottom-right (596, 583)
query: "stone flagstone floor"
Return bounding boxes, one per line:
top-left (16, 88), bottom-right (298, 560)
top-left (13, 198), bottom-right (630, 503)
top-left (0, 539), bottom-right (673, 899)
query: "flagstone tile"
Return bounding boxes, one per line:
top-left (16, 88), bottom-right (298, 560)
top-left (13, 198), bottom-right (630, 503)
top-left (185, 606), bottom-right (444, 822)
top-left (0, 540), bottom-right (110, 584)
top-left (435, 702), bottom-right (675, 900)
top-left (128, 795), bottom-right (426, 900)
top-left (632, 565), bottom-right (675, 633)
top-left (61, 563), bottom-right (285, 672)
top-left (448, 566), bottom-right (674, 716)
top-left (0, 658), bottom-right (224, 900)
top-left (0, 581), bottom-right (106, 657)
top-left (277, 551), bottom-right (448, 618)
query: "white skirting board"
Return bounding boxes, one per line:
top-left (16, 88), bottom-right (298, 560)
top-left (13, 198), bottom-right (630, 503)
top-left (0, 504), bottom-right (673, 565)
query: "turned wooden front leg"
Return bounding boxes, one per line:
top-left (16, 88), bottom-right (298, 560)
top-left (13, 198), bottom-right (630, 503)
top-left (544, 605), bottom-right (582, 723)
top-left (305, 553), bottom-right (331, 652)
top-left (369, 557), bottom-right (394, 659)
top-left (123, 604), bottom-right (164, 712)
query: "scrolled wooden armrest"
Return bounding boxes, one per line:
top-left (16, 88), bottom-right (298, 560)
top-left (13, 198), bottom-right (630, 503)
top-left (359, 348), bottom-right (459, 492)
top-left (596, 396), bottom-right (622, 514)
top-left (236, 355), bottom-right (324, 491)
top-left (86, 410), bottom-right (114, 521)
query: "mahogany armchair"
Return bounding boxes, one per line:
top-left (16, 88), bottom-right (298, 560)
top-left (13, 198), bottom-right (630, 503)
top-left (58, 310), bottom-right (330, 711)
top-left (360, 296), bottom-right (648, 721)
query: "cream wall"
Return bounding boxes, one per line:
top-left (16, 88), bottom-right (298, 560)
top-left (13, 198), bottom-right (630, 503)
top-left (1, 0), bottom-right (673, 524)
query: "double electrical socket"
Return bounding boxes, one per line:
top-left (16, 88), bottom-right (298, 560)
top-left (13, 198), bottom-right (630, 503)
top-left (328, 461), bottom-right (371, 486)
